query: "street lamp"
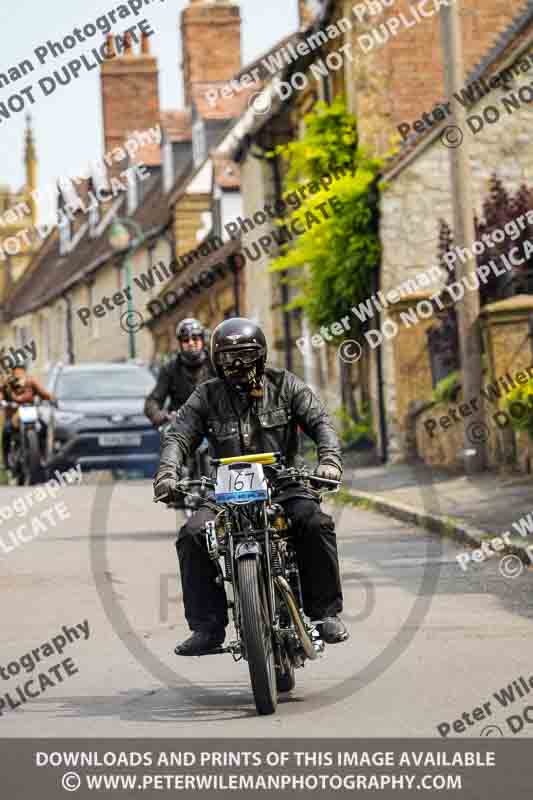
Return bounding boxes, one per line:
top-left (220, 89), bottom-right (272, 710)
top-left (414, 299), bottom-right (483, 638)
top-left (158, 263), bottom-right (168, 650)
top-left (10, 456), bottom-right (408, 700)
top-left (108, 218), bottom-right (144, 359)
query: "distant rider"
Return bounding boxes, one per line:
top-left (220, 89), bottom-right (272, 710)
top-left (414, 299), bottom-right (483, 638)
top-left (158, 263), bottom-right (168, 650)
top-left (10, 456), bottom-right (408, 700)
top-left (0, 362), bottom-right (55, 470)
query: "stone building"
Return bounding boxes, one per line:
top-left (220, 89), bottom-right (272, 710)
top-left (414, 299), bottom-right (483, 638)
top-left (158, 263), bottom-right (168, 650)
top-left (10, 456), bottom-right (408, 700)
top-left (375, 2), bottom-right (533, 464)
top-left (0, 116), bottom-right (40, 347)
top-left (0, 0), bottom-right (259, 380)
top-left (140, 0), bottom-right (259, 353)
top-left (215, 0), bottom-right (358, 417)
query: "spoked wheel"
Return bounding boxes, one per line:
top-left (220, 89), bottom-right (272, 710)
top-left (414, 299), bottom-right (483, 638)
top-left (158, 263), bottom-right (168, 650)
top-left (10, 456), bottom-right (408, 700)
top-left (238, 556), bottom-right (277, 715)
top-left (11, 452), bottom-right (25, 486)
top-left (24, 430), bottom-right (43, 485)
top-left (276, 650), bottom-right (295, 693)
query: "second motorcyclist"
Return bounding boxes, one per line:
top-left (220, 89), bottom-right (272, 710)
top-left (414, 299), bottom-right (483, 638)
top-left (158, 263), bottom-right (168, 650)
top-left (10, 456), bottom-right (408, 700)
top-left (144, 318), bottom-right (215, 428)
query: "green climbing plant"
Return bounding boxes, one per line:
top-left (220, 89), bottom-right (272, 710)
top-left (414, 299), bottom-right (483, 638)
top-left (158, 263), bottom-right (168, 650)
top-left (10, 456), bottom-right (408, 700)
top-left (269, 96), bottom-right (383, 334)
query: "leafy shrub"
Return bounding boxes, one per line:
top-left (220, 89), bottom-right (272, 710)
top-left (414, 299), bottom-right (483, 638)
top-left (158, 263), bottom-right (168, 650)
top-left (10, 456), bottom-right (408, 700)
top-left (431, 371), bottom-right (461, 405)
top-left (501, 377), bottom-right (533, 438)
top-left (335, 406), bottom-right (375, 449)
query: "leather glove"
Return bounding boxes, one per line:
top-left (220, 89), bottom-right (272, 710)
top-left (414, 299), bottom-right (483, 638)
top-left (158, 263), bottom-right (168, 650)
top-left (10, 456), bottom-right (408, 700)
top-left (154, 410), bottom-right (169, 428)
top-left (315, 462), bottom-right (342, 482)
top-left (153, 468), bottom-right (181, 503)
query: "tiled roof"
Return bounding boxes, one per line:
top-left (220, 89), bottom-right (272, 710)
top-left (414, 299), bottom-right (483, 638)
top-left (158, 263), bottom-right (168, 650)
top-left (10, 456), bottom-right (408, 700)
top-left (213, 157), bottom-right (240, 190)
top-left (468, 0), bottom-right (533, 85)
top-left (5, 171), bottom-right (172, 319)
top-left (160, 110), bottom-right (192, 142)
top-left (191, 83), bottom-right (260, 121)
top-left (135, 141), bottom-right (161, 167)
top-left (145, 236), bottom-right (242, 323)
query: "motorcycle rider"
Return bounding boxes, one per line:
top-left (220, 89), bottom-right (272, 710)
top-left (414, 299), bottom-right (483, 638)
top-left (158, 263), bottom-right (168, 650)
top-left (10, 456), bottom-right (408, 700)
top-left (0, 361), bottom-right (55, 470)
top-left (144, 318), bottom-right (215, 428)
top-left (153, 317), bottom-right (348, 656)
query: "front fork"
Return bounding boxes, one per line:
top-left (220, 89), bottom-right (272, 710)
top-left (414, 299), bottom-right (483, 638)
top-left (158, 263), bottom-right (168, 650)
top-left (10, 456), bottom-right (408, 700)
top-left (205, 520), bottom-right (242, 659)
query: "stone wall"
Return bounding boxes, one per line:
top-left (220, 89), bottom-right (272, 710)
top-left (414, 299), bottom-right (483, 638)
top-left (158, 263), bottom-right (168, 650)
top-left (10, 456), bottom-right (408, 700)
top-left (414, 297), bottom-right (533, 472)
top-left (380, 61), bottom-right (533, 461)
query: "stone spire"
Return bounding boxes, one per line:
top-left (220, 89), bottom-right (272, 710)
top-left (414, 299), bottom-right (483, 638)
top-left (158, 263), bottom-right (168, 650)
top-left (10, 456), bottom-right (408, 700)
top-left (24, 114), bottom-right (37, 224)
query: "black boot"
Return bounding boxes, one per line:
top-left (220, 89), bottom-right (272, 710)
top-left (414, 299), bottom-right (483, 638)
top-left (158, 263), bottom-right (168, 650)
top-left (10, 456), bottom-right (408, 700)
top-left (316, 616), bottom-right (349, 644)
top-left (174, 629), bottom-right (225, 656)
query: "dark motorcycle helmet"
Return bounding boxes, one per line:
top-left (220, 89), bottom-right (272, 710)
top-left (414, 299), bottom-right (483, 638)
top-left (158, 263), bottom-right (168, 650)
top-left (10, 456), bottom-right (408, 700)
top-left (176, 317), bottom-right (206, 366)
top-left (6, 360), bottom-right (27, 393)
top-left (210, 317), bottom-right (267, 393)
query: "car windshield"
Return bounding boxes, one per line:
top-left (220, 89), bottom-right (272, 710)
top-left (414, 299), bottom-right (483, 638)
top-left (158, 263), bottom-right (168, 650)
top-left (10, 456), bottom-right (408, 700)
top-left (56, 369), bottom-right (155, 400)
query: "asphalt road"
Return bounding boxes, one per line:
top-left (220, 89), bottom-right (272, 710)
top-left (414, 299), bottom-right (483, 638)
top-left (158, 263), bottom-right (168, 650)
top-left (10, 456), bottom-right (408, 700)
top-left (1, 476), bottom-right (533, 738)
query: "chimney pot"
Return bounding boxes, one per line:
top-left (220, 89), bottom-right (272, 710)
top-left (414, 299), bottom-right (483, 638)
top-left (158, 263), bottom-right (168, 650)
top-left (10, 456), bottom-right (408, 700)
top-left (141, 31), bottom-right (150, 55)
top-left (124, 31), bottom-right (133, 55)
top-left (105, 33), bottom-right (116, 58)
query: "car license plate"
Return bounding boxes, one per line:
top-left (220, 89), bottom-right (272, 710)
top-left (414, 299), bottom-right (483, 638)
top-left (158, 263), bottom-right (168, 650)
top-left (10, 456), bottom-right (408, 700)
top-left (98, 433), bottom-right (142, 447)
top-left (215, 462), bottom-right (267, 504)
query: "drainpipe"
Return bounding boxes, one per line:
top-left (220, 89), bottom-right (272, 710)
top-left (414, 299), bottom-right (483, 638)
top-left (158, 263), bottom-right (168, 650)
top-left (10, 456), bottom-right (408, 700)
top-left (232, 255), bottom-right (241, 316)
top-left (271, 154), bottom-right (293, 372)
top-left (63, 293), bottom-right (75, 364)
top-left (370, 180), bottom-right (388, 463)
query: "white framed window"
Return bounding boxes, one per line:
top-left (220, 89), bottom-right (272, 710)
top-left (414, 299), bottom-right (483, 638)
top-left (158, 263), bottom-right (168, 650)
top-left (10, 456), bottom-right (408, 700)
top-left (14, 325), bottom-right (31, 349)
top-left (55, 305), bottom-right (65, 361)
top-left (88, 284), bottom-right (99, 339)
top-left (192, 119), bottom-right (206, 167)
top-left (39, 315), bottom-right (50, 364)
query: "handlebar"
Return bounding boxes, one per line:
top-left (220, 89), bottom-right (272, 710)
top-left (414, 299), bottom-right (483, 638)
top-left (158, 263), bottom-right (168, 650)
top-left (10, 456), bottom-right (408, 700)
top-left (153, 467), bottom-right (339, 506)
top-left (274, 467), bottom-right (340, 490)
top-left (153, 476), bottom-right (216, 505)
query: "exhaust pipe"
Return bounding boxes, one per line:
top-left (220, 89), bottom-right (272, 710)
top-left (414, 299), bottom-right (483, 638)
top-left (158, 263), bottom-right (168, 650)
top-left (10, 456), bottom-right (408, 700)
top-left (274, 576), bottom-right (324, 660)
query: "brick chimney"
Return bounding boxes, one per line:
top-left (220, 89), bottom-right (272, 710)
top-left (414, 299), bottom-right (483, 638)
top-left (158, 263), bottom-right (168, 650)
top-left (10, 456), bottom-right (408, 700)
top-left (298, 0), bottom-right (317, 27)
top-left (100, 31), bottom-right (160, 157)
top-left (180, 0), bottom-right (242, 107)
top-left (353, 0), bottom-right (526, 155)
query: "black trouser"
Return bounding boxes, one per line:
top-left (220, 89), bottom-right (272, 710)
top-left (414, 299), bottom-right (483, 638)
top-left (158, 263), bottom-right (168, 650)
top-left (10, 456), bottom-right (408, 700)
top-left (2, 421), bottom-right (12, 468)
top-left (176, 497), bottom-right (343, 633)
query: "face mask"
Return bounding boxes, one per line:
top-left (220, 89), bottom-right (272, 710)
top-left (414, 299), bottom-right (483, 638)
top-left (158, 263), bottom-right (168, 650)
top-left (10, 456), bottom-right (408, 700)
top-left (9, 376), bottom-right (25, 392)
top-left (222, 360), bottom-right (263, 397)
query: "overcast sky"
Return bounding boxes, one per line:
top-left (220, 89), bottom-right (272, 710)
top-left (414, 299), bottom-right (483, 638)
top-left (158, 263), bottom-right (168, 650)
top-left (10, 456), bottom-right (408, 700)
top-left (0, 0), bottom-right (298, 196)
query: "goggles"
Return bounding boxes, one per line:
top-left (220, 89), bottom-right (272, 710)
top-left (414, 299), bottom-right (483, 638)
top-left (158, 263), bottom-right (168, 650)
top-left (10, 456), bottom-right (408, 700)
top-left (217, 349), bottom-right (261, 368)
top-left (179, 334), bottom-right (203, 343)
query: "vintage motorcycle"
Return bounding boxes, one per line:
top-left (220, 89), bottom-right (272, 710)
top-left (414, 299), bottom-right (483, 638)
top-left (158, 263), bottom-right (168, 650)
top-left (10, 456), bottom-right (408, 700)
top-left (1, 400), bottom-right (44, 485)
top-left (156, 451), bottom-right (339, 716)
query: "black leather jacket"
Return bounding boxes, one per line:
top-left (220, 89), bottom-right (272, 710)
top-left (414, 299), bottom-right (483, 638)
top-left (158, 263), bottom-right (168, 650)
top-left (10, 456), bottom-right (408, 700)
top-left (158, 367), bottom-right (342, 479)
top-left (145, 351), bottom-right (215, 426)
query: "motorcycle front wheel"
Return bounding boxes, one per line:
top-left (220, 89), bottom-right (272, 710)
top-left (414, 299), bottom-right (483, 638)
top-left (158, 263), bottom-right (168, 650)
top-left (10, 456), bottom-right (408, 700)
top-left (237, 556), bottom-right (277, 715)
top-left (24, 429), bottom-right (43, 485)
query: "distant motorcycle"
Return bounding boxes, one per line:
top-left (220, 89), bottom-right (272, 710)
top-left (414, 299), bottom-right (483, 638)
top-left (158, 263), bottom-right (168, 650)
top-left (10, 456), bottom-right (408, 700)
top-left (155, 451), bottom-right (339, 716)
top-left (1, 400), bottom-right (44, 485)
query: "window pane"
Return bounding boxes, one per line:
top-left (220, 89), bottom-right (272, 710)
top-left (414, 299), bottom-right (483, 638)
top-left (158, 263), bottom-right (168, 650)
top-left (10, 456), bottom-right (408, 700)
top-left (56, 368), bottom-right (155, 400)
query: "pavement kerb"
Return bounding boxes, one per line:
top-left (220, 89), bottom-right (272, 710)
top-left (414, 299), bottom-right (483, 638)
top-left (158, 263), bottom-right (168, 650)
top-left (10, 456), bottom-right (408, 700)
top-left (344, 487), bottom-right (533, 566)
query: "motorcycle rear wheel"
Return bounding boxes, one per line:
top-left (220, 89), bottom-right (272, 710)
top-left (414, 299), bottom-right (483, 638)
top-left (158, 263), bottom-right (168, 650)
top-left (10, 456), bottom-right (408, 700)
top-left (238, 556), bottom-right (277, 715)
